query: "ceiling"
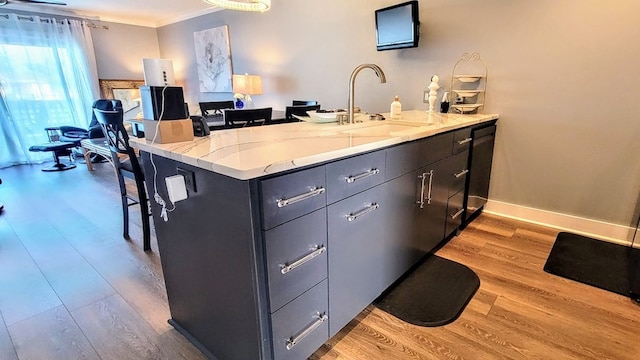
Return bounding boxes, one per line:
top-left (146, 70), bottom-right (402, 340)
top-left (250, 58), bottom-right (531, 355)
top-left (0, 0), bottom-right (223, 28)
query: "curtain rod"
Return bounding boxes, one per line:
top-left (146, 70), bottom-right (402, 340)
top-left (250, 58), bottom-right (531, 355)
top-left (0, 13), bottom-right (109, 30)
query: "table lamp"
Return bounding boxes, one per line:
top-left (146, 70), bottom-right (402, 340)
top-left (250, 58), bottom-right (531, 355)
top-left (232, 73), bottom-right (262, 109)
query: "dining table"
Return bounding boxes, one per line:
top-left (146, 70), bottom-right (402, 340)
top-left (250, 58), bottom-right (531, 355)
top-left (204, 109), bottom-right (286, 130)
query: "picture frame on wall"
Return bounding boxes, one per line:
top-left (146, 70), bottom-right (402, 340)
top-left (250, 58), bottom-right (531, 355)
top-left (98, 79), bottom-right (145, 119)
top-left (194, 25), bottom-right (233, 93)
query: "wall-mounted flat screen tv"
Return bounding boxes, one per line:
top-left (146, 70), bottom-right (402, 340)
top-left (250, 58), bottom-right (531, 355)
top-left (375, 0), bottom-right (420, 51)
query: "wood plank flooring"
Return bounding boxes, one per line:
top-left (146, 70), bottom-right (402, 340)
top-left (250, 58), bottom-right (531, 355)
top-left (0, 161), bottom-right (638, 359)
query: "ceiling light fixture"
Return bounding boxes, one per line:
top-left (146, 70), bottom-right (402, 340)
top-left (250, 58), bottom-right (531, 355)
top-left (204, 0), bottom-right (271, 12)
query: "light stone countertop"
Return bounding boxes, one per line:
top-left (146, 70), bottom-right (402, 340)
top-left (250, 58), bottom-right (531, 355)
top-left (130, 110), bottom-right (499, 180)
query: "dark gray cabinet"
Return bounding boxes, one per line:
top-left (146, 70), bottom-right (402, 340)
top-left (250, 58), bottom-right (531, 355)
top-left (270, 280), bottom-right (328, 360)
top-left (328, 184), bottom-right (387, 337)
top-left (140, 120), bottom-right (496, 360)
top-left (264, 209), bottom-right (327, 312)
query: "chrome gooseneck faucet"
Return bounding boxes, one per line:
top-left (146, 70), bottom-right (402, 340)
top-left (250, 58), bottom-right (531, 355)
top-left (348, 64), bottom-right (387, 124)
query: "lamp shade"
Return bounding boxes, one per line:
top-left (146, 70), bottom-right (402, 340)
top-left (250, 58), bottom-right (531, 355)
top-left (232, 73), bottom-right (263, 95)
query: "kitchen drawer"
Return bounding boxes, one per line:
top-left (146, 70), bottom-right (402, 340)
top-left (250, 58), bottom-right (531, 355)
top-left (445, 190), bottom-right (465, 238)
top-left (271, 280), bottom-right (328, 360)
top-left (264, 209), bottom-right (328, 313)
top-left (448, 150), bottom-right (470, 197)
top-left (326, 150), bottom-right (386, 204)
top-left (452, 127), bottom-right (473, 155)
top-left (260, 166), bottom-right (327, 230)
top-left (386, 132), bottom-right (454, 179)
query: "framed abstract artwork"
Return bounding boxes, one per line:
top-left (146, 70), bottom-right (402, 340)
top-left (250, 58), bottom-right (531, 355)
top-left (193, 25), bottom-right (233, 93)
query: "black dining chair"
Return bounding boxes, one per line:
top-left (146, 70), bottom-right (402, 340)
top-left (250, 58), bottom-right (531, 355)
top-left (292, 100), bottom-right (318, 106)
top-left (285, 104), bottom-right (321, 122)
top-left (199, 101), bottom-right (235, 116)
top-left (93, 107), bottom-right (151, 251)
top-left (224, 107), bottom-right (273, 129)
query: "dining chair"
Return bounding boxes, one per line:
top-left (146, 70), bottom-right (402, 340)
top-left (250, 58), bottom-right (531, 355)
top-left (285, 104), bottom-right (321, 122)
top-left (93, 107), bottom-right (151, 251)
top-left (292, 100), bottom-right (318, 106)
top-left (199, 101), bottom-right (235, 116)
top-left (224, 107), bottom-right (273, 129)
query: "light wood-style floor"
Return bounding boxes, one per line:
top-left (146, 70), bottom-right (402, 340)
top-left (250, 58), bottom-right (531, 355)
top-left (1, 161), bottom-right (638, 360)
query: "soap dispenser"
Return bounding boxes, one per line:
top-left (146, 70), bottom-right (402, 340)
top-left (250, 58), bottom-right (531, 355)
top-left (440, 92), bottom-right (450, 113)
top-left (390, 95), bottom-right (402, 119)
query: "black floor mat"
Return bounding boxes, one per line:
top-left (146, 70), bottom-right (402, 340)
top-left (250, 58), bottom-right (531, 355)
top-left (374, 255), bottom-right (480, 327)
top-left (544, 232), bottom-right (637, 296)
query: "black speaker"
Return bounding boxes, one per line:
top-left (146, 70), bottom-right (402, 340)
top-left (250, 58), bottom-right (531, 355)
top-left (140, 86), bottom-right (187, 120)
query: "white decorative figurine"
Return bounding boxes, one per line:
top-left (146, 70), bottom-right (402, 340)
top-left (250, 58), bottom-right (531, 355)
top-left (428, 75), bottom-right (440, 113)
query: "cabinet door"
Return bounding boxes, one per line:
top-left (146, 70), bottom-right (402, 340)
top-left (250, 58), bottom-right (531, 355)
top-left (328, 184), bottom-right (387, 337)
top-left (382, 168), bottom-right (428, 286)
top-left (418, 158), bottom-right (453, 253)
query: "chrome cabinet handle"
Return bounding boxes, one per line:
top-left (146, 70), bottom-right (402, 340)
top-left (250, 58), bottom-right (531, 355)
top-left (451, 208), bottom-right (465, 220)
top-left (454, 169), bottom-right (469, 178)
top-left (345, 168), bottom-right (380, 184)
top-left (286, 312), bottom-right (328, 350)
top-left (347, 203), bottom-right (380, 222)
top-left (426, 170), bottom-right (434, 205)
top-left (457, 137), bottom-right (472, 145)
top-left (280, 245), bottom-right (326, 275)
top-left (276, 187), bottom-right (325, 208)
top-left (417, 172), bottom-right (427, 209)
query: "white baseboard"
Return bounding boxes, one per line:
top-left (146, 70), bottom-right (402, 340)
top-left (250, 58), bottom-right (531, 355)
top-left (484, 200), bottom-right (636, 247)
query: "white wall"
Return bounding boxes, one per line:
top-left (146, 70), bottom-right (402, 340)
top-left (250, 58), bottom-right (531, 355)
top-left (155, 0), bottom-right (640, 236)
top-left (91, 22), bottom-right (160, 80)
top-left (4, 1), bottom-right (636, 238)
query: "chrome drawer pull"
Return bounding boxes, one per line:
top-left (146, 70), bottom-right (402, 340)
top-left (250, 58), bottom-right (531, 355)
top-left (457, 137), bottom-right (472, 145)
top-left (276, 187), bottom-right (325, 208)
top-left (426, 170), bottom-right (434, 205)
top-left (280, 245), bottom-right (326, 275)
top-left (451, 208), bottom-right (465, 220)
top-left (454, 169), bottom-right (469, 178)
top-left (286, 312), bottom-right (328, 351)
top-left (347, 203), bottom-right (380, 222)
top-left (417, 172), bottom-right (427, 209)
top-left (345, 168), bottom-right (380, 184)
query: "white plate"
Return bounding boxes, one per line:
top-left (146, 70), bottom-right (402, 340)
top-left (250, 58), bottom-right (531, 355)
top-left (452, 89), bottom-right (483, 97)
top-left (454, 75), bottom-right (483, 83)
top-left (306, 110), bottom-right (346, 120)
top-left (452, 104), bottom-right (482, 113)
top-left (293, 114), bottom-right (337, 123)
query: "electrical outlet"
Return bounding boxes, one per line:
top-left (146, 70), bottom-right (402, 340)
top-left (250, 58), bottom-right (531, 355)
top-left (423, 90), bottom-right (429, 103)
top-left (177, 167), bottom-right (196, 193)
top-left (165, 175), bottom-right (188, 203)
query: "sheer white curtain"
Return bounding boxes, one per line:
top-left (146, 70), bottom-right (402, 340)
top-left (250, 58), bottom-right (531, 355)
top-left (0, 13), bottom-right (100, 168)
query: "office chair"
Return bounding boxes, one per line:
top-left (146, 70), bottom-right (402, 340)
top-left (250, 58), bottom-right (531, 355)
top-left (40, 100), bottom-right (122, 164)
top-left (285, 104), bottom-right (321, 122)
top-left (93, 107), bottom-right (151, 251)
top-left (199, 101), bottom-right (235, 116)
top-left (224, 107), bottom-right (273, 129)
top-left (292, 100), bottom-right (318, 106)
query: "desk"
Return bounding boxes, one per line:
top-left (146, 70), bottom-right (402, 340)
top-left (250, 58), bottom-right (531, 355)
top-left (80, 138), bottom-right (113, 171)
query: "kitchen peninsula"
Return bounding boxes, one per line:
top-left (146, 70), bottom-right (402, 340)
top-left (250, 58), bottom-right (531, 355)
top-left (131, 110), bottom-right (498, 360)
